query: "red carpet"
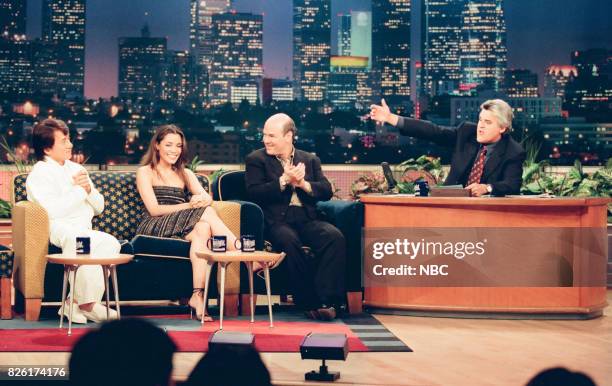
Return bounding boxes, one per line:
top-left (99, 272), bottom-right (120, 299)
top-left (0, 320), bottom-right (369, 352)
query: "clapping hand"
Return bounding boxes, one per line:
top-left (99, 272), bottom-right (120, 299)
top-left (72, 170), bottom-right (91, 194)
top-left (284, 163), bottom-right (306, 188)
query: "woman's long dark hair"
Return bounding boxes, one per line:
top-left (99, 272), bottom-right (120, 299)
top-left (140, 124), bottom-right (189, 187)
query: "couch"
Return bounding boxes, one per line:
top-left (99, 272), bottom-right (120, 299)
top-left (11, 171), bottom-right (262, 321)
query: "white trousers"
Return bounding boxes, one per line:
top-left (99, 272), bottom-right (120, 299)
top-left (50, 222), bottom-right (121, 305)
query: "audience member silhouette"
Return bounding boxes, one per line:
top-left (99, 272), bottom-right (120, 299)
top-left (526, 367), bottom-right (596, 386)
top-left (186, 343), bottom-right (271, 386)
top-left (69, 318), bottom-right (177, 386)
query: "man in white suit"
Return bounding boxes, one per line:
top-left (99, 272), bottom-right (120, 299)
top-left (26, 118), bottom-right (120, 323)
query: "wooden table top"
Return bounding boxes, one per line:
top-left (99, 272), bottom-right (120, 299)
top-left (359, 194), bottom-right (611, 207)
top-left (46, 253), bottom-right (134, 266)
top-left (195, 250), bottom-right (285, 263)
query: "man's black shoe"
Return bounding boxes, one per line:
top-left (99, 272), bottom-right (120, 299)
top-left (316, 305), bottom-right (337, 321)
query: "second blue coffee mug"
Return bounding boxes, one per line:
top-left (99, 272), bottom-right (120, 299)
top-left (235, 235), bottom-right (256, 252)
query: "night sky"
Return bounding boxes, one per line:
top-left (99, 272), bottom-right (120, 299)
top-left (25, 0), bottom-right (612, 99)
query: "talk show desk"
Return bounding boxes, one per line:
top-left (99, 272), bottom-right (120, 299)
top-left (360, 195), bottom-right (610, 319)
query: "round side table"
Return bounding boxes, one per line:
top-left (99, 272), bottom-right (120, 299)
top-left (46, 253), bottom-right (133, 335)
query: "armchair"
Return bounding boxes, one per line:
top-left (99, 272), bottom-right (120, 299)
top-left (11, 171), bottom-right (262, 321)
top-left (212, 170), bottom-right (364, 314)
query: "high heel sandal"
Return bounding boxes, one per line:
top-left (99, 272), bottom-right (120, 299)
top-left (189, 288), bottom-right (213, 322)
top-left (254, 252), bottom-right (287, 280)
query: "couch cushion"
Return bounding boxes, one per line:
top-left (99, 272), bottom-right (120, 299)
top-left (131, 235), bottom-right (191, 260)
top-left (0, 246), bottom-right (13, 278)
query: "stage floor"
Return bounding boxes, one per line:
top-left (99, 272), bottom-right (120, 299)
top-left (1, 291), bottom-right (610, 386)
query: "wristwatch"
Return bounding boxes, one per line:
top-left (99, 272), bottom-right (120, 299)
top-left (486, 184), bottom-right (493, 194)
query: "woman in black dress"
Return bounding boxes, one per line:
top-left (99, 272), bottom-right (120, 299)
top-left (136, 125), bottom-right (237, 321)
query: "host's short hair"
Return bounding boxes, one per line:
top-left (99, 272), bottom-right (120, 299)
top-left (32, 118), bottom-right (69, 161)
top-left (480, 99), bottom-right (513, 132)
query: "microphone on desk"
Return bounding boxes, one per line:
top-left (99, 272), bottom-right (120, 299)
top-left (381, 162), bottom-right (397, 192)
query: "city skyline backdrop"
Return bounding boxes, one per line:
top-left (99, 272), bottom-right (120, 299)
top-left (23, 0), bottom-right (612, 99)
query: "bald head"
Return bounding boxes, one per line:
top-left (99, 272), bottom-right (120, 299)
top-left (263, 113), bottom-right (296, 157)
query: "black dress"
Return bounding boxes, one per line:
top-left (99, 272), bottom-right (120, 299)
top-left (136, 186), bottom-right (206, 238)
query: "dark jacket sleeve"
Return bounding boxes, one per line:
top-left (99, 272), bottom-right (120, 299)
top-left (245, 152), bottom-right (284, 204)
top-left (303, 155), bottom-right (333, 202)
top-left (490, 150), bottom-right (526, 196)
top-left (396, 116), bottom-right (458, 147)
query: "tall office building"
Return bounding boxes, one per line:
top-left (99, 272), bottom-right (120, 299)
top-left (262, 78), bottom-right (294, 104)
top-left (543, 65), bottom-right (577, 99)
top-left (163, 50), bottom-right (206, 107)
top-left (32, 38), bottom-right (58, 95)
top-left (372, 0), bottom-right (411, 107)
top-left (565, 49), bottom-right (612, 115)
top-left (42, 0), bottom-right (86, 97)
top-left (118, 25), bottom-right (167, 101)
top-left (422, 0), bottom-right (464, 96)
top-left (503, 69), bottom-right (538, 98)
top-left (0, 36), bottom-right (33, 96)
top-left (338, 14), bottom-right (351, 56)
top-left (0, 0), bottom-right (26, 38)
top-left (209, 12), bottom-right (262, 106)
top-left (189, 0), bottom-right (231, 69)
top-left (350, 11), bottom-right (372, 69)
top-left (293, 0), bottom-right (331, 102)
top-left (459, 0), bottom-right (507, 93)
top-left (329, 55), bottom-right (372, 107)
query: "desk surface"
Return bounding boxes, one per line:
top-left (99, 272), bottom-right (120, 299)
top-left (360, 194), bottom-right (611, 207)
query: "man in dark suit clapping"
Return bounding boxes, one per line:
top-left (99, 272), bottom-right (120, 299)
top-left (245, 113), bottom-right (346, 320)
top-left (370, 98), bottom-right (526, 196)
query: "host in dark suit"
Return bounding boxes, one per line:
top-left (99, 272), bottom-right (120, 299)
top-left (245, 113), bottom-right (346, 320)
top-left (370, 98), bottom-right (526, 196)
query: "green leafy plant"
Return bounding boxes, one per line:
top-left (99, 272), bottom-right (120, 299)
top-left (350, 171), bottom-right (387, 199)
top-left (208, 168), bottom-right (226, 186)
top-left (350, 155), bottom-right (447, 197)
top-left (0, 198), bottom-right (10, 218)
top-left (0, 135), bottom-right (30, 173)
top-left (395, 155), bottom-right (446, 193)
top-left (187, 155), bottom-right (205, 173)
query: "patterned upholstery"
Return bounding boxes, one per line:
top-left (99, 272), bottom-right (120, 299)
top-left (0, 246), bottom-right (13, 278)
top-left (12, 171), bottom-right (209, 242)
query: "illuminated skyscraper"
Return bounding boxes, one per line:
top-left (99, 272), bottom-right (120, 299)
top-left (350, 11), bottom-right (372, 69)
top-left (543, 65), bottom-right (577, 99)
top-left (0, 36), bottom-right (33, 96)
top-left (338, 14), bottom-right (351, 56)
top-left (503, 69), bottom-right (538, 98)
top-left (262, 78), bottom-right (294, 104)
top-left (372, 0), bottom-right (411, 107)
top-left (118, 25), bottom-right (167, 101)
top-left (210, 12), bottom-right (263, 106)
top-left (163, 50), bottom-right (207, 107)
top-left (565, 49), bottom-right (612, 115)
top-left (42, 0), bottom-right (86, 97)
top-left (0, 0), bottom-right (26, 38)
top-left (189, 0), bottom-right (231, 69)
top-left (293, 0), bottom-right (331, 102)
top-left (422, 0), bottom-right (464, 96)
top-left (329, 55), bottom-right (372, 107)
top-left (459, 0), bottom-right (507, 93)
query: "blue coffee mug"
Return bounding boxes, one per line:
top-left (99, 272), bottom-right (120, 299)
top-left (207, 236), bottom-right (227, 252)
top-left (235, 235), bottom-right (256, 252)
